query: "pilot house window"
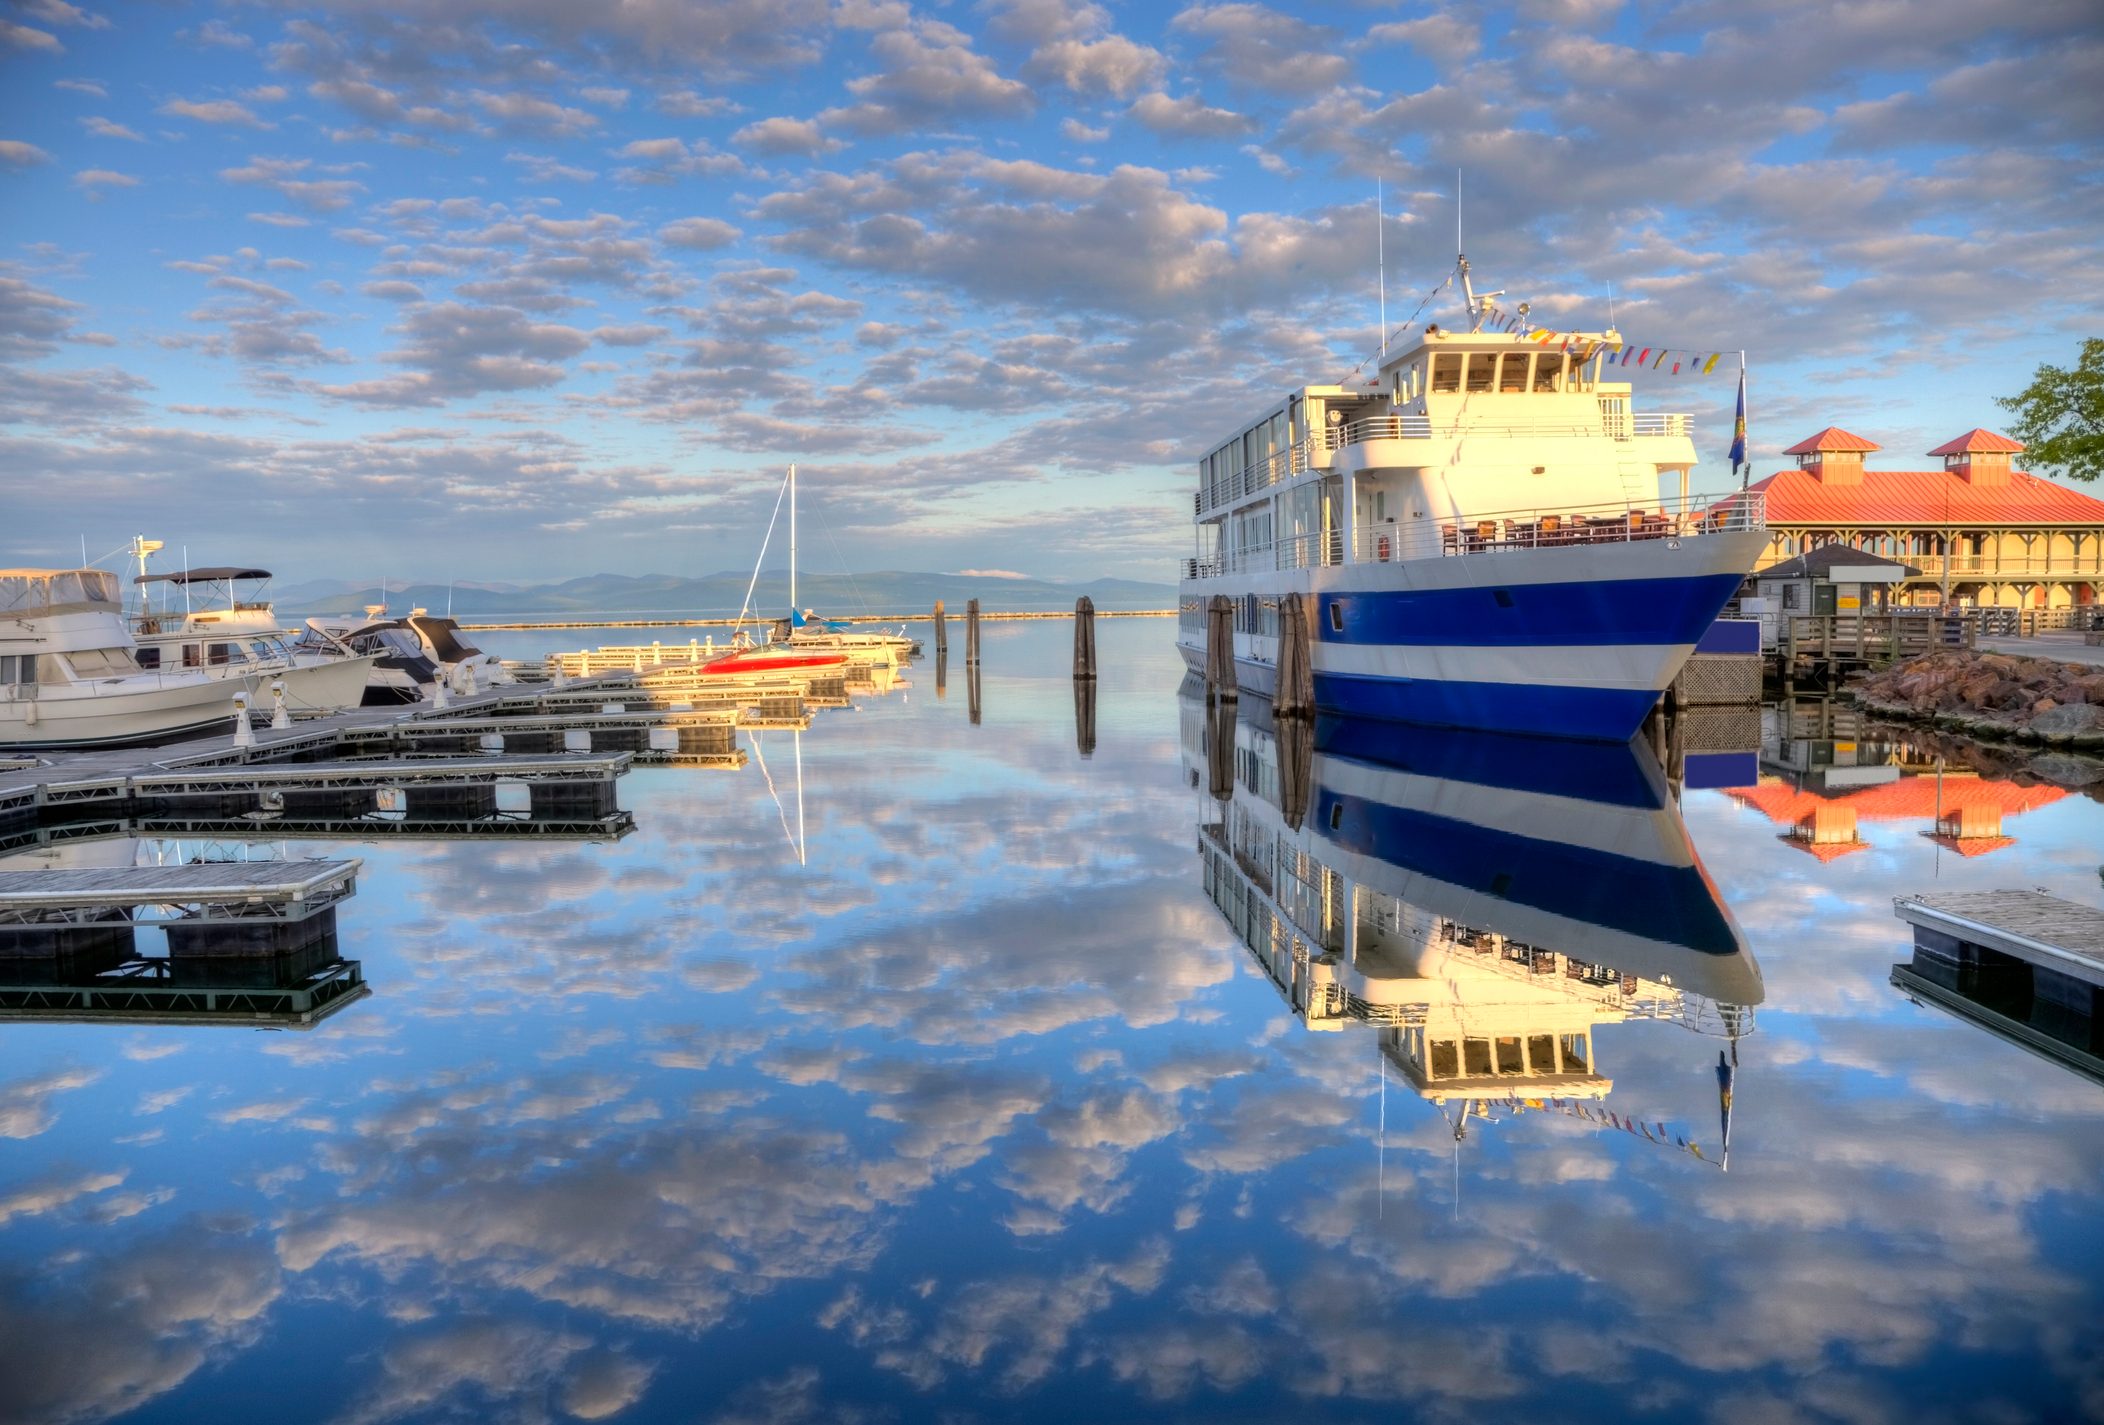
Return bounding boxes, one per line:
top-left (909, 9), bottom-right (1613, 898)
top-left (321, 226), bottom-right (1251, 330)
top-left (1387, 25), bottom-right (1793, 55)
top-left (1498, 353), bottom-right (1530, 392)
top-left (1430, 354), bottom-right (1461, 393)
top-left (1465, 354), bottom-right (1497, 392)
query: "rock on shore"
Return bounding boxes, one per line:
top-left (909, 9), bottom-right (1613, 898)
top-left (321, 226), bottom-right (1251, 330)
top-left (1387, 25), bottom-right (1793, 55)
top-left (1853, 649), bottom-right (2104, 746)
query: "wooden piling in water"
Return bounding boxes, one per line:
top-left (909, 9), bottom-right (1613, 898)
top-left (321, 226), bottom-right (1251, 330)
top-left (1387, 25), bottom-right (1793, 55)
top-left (934, 650), bottom-right (947, 700)
top-left (1206, 696), bottom-right (1235, 801)
top-left (1074, 676), bottom-right (1096, 758)
top-left (1073, 596), bottom-right (1097, 679)
top-left (967, 663), bottom-right (983, 726)
top-left (933, 599), bottom-right (947, 656)
top-left (966, 598), bottom-right (981, 666)
top-left (1205, 594), bottom-right (1236, 701)
top-left (1275, 592), bottom-right (1314, 719)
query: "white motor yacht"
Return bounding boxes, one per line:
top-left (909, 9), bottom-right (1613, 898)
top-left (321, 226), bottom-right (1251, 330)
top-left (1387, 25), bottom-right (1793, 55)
top-left (297, 607), bottom-right (512, 704)
top-left (0, 568), bottom-right (374, 749)
top-left (129, 565), bottom-right (369, 709)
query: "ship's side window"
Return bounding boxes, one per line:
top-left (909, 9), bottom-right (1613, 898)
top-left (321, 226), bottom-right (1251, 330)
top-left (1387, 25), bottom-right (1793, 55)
top-left (1534, 354), bottom-right (1565, 391)
top-left (1465, 354), bottom-right (1496, 392)
top-left (1498, 352), bottom-right (1529, 392)
top-left (0, 655), bottom-right (15, 684)
top-left (1430, 354), bottom-right (1460, 393)
top-left (135, 646), bottom-right (161, 670)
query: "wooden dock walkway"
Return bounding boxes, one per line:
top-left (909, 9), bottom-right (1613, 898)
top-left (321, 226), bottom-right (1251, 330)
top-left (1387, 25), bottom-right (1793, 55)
top-left (1892, 889), bottom-right (2104, 1088)
top-left (1894, 889), bottom-right (2104, 987)
top-left (0, 860), bottom-right (359, 929)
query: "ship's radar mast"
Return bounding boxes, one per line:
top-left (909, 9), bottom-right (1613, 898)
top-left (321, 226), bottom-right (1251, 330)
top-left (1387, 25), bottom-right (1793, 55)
top-left (1457, 255), bottom-right (1503, 334)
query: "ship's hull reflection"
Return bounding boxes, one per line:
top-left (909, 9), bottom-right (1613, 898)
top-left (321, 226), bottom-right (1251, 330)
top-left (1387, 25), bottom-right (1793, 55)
top-left (1185, 681), bottom-right (1760, 1123)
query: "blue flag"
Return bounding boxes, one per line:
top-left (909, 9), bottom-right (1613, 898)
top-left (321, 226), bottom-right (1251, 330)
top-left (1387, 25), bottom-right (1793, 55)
top-left (1728, 365), bottom-right (1748, 475)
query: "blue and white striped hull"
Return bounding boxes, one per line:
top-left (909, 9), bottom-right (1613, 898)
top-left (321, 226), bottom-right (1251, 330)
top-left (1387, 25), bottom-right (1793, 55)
top-left (1177, 530), bottom-right (1764, 743)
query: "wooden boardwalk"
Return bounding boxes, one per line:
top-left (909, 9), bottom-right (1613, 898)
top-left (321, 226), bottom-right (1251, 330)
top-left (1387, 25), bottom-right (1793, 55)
top-left (0, 859), bottom-right (359, 927)
top-left (1894, 889), bottom-right (2104, 987)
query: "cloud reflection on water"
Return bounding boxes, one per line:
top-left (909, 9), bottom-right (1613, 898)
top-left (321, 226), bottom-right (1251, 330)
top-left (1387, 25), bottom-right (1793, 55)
top-left (0, 623), bottom-right (2100, 1420)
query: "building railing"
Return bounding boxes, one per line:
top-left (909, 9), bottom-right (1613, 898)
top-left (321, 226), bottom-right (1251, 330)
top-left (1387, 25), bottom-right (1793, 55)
top-left (1899, 556), bottom-right (2104, 578)
top-left (1183, 491), bottom-right (1764, 580)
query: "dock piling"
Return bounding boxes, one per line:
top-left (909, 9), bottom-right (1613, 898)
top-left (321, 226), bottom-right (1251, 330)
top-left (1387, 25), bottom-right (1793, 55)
top-left (270, 680), bottom-right (291, 730)
top-left (231, 694), bottom-right (255, 750)
top-left (1073, 596), bottom-right (1097, 679)
top-left (966, 598), bottom-right (981, 667)
top-left (935, 650), bottom-right (947, 700)
top-left (968, 663), bottom-right (983, 726)
top-left (933, 600), bottom-right (947, 656)
top-left (1275, 593), bottom-right (1313, 719)
top-left (1205, 594), bottom-right (1237, 702)
top-left (1074, 676), bottom-right (1096, 758)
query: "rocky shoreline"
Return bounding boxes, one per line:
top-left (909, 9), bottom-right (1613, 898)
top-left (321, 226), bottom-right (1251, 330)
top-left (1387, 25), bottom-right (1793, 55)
top-left (1850, 649), bottom-right (2104, 750)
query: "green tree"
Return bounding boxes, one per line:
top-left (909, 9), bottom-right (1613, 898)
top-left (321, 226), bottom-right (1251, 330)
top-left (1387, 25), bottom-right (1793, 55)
top-left (1997, 338), bottom-right (2104, 482)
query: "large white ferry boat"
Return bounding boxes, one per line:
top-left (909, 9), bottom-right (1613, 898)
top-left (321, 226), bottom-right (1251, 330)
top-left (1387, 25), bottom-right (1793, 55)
top-left (1177, 259), bottom-right (1766, 742)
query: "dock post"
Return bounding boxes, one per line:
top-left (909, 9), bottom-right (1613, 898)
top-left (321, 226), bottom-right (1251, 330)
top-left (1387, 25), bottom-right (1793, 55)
top-left (231, 693), bottom-right (255, 750)
top-left (967, 662), bottom-right (983, 725)
top-left (270, 679), bottom-right (291, 730)
top-left (1275, 593), bottom-right (1313, 719)
top-left (1074, 676), bottom-right (1096, 757)
top-left (1207, 696), bottom-right (1235, 801)
top-left (1073, 596), bottom-right (1097, 679)
top-left (1205, 594), bottom-right (1237, 702)
top-left (965, 598), bottom-right (981, 666)
top-left (933, 600), bottom-right (947, 656)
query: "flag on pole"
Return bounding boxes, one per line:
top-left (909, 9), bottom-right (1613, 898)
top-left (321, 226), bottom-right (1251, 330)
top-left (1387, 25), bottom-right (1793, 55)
top-left (1728, 362), bottom-right (1748, 477)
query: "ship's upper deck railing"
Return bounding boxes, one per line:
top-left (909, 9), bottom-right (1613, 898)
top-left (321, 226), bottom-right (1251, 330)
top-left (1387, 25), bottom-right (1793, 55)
top-left (1197, 405), bottom-right (1696, 518)
top-left (1182, 489), bottom-right (1763, 580)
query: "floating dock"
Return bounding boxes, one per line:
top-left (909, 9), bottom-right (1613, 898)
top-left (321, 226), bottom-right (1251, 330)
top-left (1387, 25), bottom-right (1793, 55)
top-left (0, 859), bottom-right (360, 961)
top-left (1892, 889), bottom-right (2104, 1087)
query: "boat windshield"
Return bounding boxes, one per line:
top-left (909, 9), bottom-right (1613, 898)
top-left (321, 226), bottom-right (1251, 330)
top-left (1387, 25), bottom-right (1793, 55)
top-left (65, 647), bottom-right (139, 678)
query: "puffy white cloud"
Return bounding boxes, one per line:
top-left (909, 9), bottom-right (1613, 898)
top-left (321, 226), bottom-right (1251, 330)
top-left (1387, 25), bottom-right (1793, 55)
top-left (158, 97), bottom-right (270, 127)
top-left (1128, 91), bottom-right (1257, 138)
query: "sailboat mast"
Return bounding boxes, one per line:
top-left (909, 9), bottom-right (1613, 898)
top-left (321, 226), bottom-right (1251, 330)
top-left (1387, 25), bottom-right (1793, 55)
top-left (789, 463), bottom-right (797, 615)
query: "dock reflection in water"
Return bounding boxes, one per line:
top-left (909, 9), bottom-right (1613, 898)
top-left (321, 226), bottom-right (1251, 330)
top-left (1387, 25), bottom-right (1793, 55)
top-left (1186, 684), bottom-right (1757, 1166)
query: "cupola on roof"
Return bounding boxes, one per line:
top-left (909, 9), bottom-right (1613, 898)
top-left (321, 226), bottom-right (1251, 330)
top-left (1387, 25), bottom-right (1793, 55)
top-left (1783, 427), bottom-right (1882, 455)
top-left (1926, 429), bottom-right (2026, 456)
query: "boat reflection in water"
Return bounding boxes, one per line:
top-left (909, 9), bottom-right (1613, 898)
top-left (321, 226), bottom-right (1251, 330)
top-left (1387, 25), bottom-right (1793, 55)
top-left (1184, 682), bottom-right (1760, 1165)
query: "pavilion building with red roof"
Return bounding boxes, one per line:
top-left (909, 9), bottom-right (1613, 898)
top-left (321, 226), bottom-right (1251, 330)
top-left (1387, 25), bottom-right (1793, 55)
top-left (1745, 427), bottom-right (2104, 609)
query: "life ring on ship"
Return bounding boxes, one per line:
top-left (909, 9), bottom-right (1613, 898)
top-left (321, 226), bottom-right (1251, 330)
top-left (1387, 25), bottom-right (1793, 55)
top-left (1376, 535), bottom-right (1391, 561)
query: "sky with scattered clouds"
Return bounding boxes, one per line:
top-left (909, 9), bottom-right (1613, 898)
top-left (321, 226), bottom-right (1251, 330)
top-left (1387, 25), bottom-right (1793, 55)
top-left (3, 0), bottom-right (2100, 584)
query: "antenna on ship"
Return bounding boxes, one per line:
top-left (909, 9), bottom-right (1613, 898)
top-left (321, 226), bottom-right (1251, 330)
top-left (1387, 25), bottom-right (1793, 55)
top-left (1377, 177), bottom-right (1387, 358)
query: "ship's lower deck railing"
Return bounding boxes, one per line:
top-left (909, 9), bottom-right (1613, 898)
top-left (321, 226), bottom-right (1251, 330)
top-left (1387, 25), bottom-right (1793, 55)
top-left (1183, 490), bottom-right (1764, 579)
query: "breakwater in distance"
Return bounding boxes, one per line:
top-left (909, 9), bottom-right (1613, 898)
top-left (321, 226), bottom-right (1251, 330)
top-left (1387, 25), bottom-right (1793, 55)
top-left (463, 609), bottom-right (1175, 631)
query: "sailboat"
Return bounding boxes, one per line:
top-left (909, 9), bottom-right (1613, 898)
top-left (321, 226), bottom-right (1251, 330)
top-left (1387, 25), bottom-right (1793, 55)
top-left (767, 465), bottom-right (921, 665)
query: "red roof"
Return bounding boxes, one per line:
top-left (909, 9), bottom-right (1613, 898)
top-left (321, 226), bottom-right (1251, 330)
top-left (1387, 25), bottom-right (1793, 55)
top-left (1747, 467), bottom-right (2104, 525)
top-left (1728, 776), bottom-right (2066, 825)
top-left (1926, 428), bottom-right (2026, 456)
top-left (1784, 426), bottom-right (1882, 455)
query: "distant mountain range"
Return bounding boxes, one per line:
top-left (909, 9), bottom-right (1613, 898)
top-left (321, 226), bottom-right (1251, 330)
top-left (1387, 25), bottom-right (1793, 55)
top-left (275, 570), bottom-right (1177, 621)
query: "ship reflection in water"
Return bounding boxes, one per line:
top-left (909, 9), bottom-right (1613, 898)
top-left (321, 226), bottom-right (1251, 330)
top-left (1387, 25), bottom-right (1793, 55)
top-left (1185, 682), bottom-right (1758, 1167)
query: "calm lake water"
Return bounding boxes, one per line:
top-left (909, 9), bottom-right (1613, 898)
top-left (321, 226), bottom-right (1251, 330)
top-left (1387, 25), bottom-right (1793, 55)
top-left (4, 618), bottom-right (2102, 1423)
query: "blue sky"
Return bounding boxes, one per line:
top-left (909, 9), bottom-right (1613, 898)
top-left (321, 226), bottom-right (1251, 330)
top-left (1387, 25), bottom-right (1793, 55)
top-left (3, 0), bottom-right (2099, 584)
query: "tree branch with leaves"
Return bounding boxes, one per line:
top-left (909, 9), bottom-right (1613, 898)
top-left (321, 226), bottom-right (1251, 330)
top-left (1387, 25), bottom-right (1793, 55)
top-left (1997, 338), bottom-right (2104, 482)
